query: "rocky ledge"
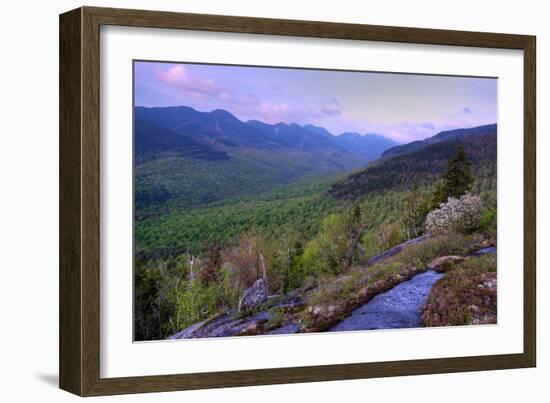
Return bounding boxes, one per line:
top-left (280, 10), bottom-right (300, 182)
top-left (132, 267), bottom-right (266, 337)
top-left (168, 290), bottom-right (306, 339)
top-left (301, 265), bottom-right (424, 332)
top-left (168, 235), bottom-right (497, 339)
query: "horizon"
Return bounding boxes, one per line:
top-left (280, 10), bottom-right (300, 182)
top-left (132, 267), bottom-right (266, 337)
top-left (135, 103), bottom-right (497, 144)
top-left (134, 61), bottom-right (497, 143)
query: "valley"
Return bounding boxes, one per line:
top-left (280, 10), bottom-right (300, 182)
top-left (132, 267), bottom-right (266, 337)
top-left (134, 106), bottom-right (397, 217)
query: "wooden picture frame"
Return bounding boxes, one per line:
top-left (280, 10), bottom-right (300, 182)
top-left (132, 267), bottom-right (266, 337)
top-left (59, 6), bottom-right (536, 396)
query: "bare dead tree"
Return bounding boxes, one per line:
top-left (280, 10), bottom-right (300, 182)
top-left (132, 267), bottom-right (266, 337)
top-left (259, 253), bottom-right (269, 291)
top-left (187, 252), bottom-right (196, 282)
top-left (279, 234), bottom-right (292, 291)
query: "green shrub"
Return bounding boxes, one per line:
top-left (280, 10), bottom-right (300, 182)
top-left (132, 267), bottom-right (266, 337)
top-left (361, 231), bottom-right (379, 262)
top-left (378, 221), bottom-right (405, 251)
top-left (298, 213), bottom-right (350, 276)
top-left (306, 270), bottom-right (365, 307)
top-left (477, 208), bottom-right (497, 238)
top-left (266, 307), bottom-right (287, 329)
top-left (461, 253), bottom-right (497, 273)
top-left (298, 238), bottom-right (324, 278)
top-left (173, 278), bottom-right (239, 331)
top-left (174, 282), bottom-right (219, 330)
top-left (396, 234), bottom-right (468, 268)
top-left (298, 204), bottom-right (369, 277)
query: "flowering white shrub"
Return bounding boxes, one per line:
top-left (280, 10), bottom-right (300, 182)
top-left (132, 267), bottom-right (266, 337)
top-left (425, 192), bottom-right (483, 234)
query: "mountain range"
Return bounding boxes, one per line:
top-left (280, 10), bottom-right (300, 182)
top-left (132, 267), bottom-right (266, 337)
top-left (134, 106), bottom-right (398, 213)
top-left (135, 106), bottom-right (397, 161)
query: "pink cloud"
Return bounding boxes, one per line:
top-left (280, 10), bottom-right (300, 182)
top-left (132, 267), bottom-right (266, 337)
top-left (156, 65), bottom-right (220, 99)
top-left (155, 64), bottom-right (342, 125)
top-left (252, 103), bottom-right (341, 124)
top-left (216, 93), bottom-right (340, 125)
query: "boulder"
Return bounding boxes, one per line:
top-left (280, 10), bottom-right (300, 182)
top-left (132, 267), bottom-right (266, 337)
top-left (303, 303), bottom-right (346, 332)
top-left (427, 255), bottom-right (465, 272)
top-left (238, 278), bottom-right (269, 313)
top-left (465, 235), bottom-right (495, 252)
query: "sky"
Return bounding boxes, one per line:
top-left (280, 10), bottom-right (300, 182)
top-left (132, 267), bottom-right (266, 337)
top-left (134, 61), bottom-right (497, 143)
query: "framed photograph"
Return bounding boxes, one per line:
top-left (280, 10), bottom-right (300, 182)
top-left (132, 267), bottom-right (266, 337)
top-left (59, 6), bottom-right (536, 396)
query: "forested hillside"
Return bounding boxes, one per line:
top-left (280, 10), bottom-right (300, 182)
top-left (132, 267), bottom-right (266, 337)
top-left (135, 175), bottom-right (340, 259)
top-left (381, 123), bottom-right (497, 159)
top-left (329, 124), bottom-right (497, 200)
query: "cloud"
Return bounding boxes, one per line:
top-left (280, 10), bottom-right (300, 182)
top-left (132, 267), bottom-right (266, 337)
top-left (204, 91), bottom-right (341, 125)
top-left (321, 107), bottom-right (342, 117)
top-left (253, 103), bottom-right (340, 124)
top-left (257, 102), bottom-right (291, 122)
top-left (156, 65), bottom-right (220, 99)
top-left (156, 66), bottom-right (341, 125)
top-left (152, 67), bottom-right (483, 143)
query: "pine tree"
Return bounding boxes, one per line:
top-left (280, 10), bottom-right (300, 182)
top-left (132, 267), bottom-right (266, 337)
top-left (442, 144), bottom-right (474, 199)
